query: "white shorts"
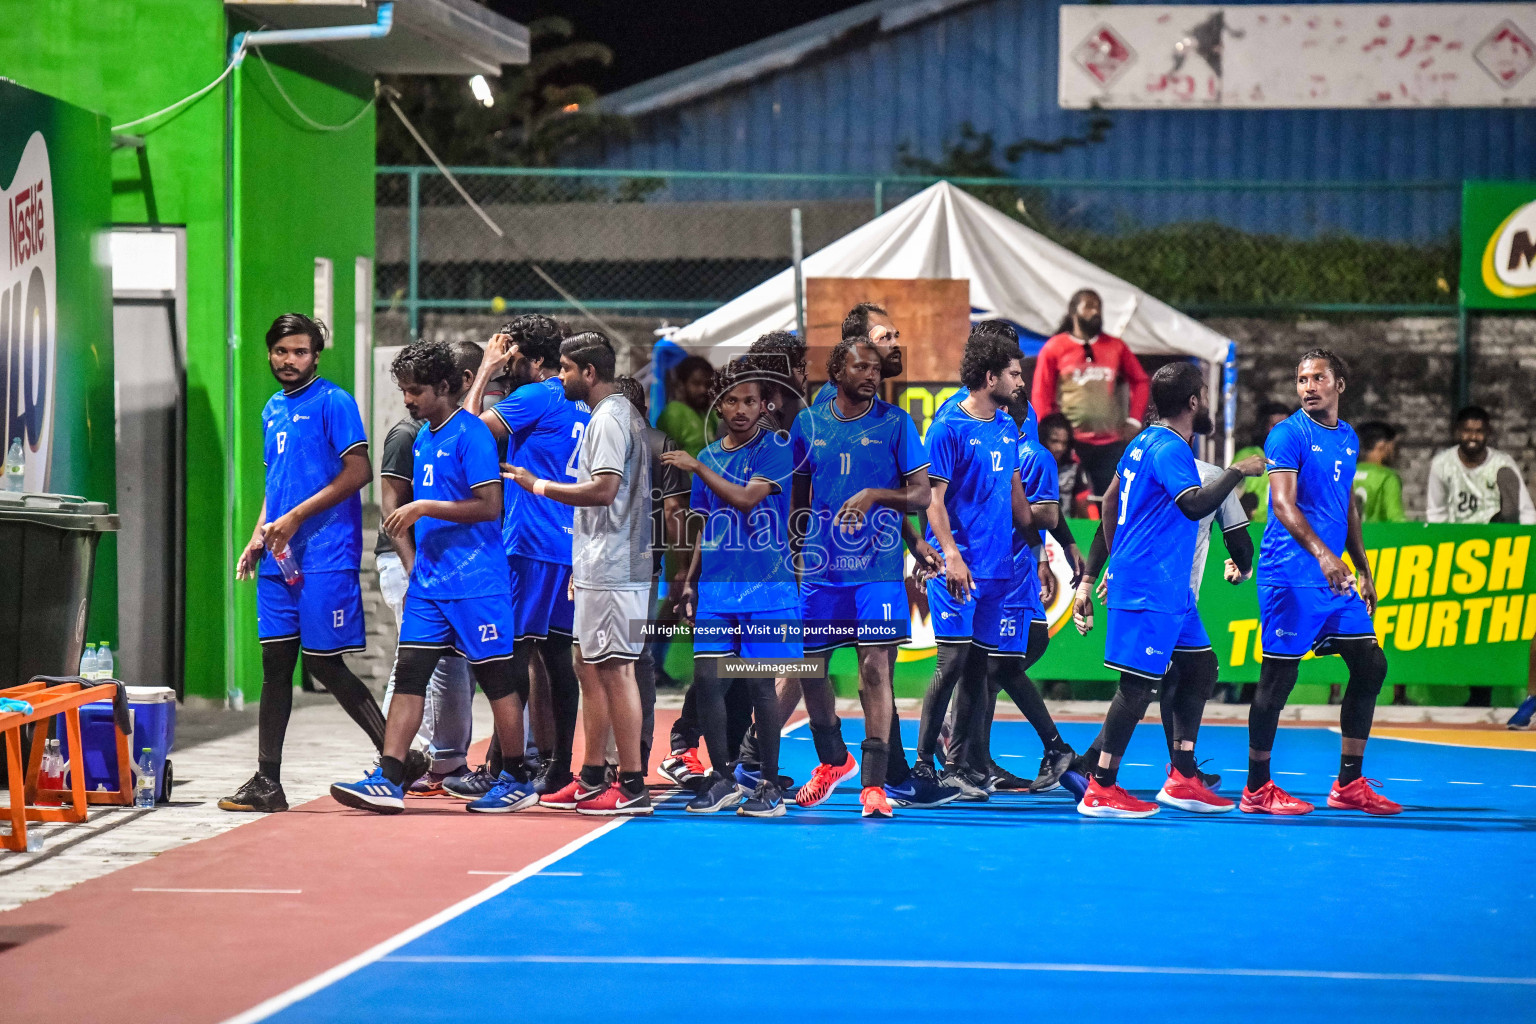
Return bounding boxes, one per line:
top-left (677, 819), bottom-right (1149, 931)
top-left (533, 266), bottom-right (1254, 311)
top-left (573, 587), bottom-right (647, 663)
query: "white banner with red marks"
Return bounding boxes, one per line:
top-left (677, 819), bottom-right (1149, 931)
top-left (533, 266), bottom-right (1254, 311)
top-left (1060, 4), bottom-right (1536, 108)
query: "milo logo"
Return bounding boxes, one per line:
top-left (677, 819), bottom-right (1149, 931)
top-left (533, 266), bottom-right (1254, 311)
top-left (0, 131), bottom-right (56, 490)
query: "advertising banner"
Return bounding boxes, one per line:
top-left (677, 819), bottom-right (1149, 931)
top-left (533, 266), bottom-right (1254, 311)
top-left (1060, 4), bottom-right (1536, 109)
top-left (884, 520), bottom-right (1536, 700)
top-left (1461, 180), bottom-right (1536, 310)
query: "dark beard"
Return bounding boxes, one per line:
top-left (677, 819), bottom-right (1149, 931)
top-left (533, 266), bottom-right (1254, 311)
top-left (879, 347), bottom-right (903, 379)
top-left (1078, 316), bottom-right (1103, 339)
top-left (1193, 411), bottom-right (1214, 435)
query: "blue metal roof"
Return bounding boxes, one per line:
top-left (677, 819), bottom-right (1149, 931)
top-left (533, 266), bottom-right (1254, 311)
top-left (587, 0), bottom-right (1533, 212)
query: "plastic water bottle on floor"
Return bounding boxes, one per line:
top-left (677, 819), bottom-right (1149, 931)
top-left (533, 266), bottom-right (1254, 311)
top-left (38, 739), bottom-right (65, 807)
top-left (272, 545), bottom-right (302, 585)
top-left (135, 748), bottom-right (156, 808)
top-left (80, 643), bottom-right (99, 679)
top-left (3, 437), bottom-right (23, 492)
top-left (97, 642), bottom-right (115, 681)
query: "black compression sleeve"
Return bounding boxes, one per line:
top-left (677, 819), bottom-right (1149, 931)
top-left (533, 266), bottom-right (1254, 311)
top-left (1222, 523), bottom-right (1255, 576)
top-left (1084, 522), bottom-right (1109, 581)
top-left (1174, 467), bottom-right (1245, 521)
top-left (1048, 517), bottom-right (1077, 557)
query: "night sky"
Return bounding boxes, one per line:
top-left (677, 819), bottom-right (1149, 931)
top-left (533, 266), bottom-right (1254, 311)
top-left (487, 1), bottom-right (871, 93)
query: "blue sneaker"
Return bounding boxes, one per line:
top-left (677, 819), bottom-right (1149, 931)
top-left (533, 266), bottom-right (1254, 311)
top-left (467, 771), bottom-right (539, 813)
top-left (1059, 770), bottom-right (1090, 801)
top-left (688, 773), bottom-right (743, 813)
top-left (737, 779), bottom-right (786, 818)
top-left (330, 770), bottom-right (404, 814)
top-left (884, 774), bottom-right (961, 809)
top-left (1508, 695), bottom-right (1536, 730)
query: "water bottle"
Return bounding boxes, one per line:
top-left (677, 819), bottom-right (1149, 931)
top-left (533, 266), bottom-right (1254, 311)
top-left (272, 544), bottom-right (303, 585)
top-left (81, 642), bottom-right (99, 679)
top-left (3, 437), bottom-right (22, 492)
top-left (38, 739), bottom-right (65, 807)
top-left (134, 748), bottom-right (156, 808)
top-left (96, 642), bottom-right (115, 681)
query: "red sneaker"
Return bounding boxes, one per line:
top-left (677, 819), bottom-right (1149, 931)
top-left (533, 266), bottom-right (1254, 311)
top-left (576, 782), bottom-right (653, 816)
top-left (1156, 767), bottom-right (1235, 814)
top-left (1239, 780), bottom-right (1314, 815)
top-left (860, 786), bottom-right (893, 819)
top-left (795, 752), bottom-right (859, 808)
top-left (1327, 777), bottom-right (1402, 815)
top-left (541, 776), bottom-right (594, 810)
top-left (658, 747), bottom-right (707, 787)
top-left (1076, 778), bottom-right (1159, 818)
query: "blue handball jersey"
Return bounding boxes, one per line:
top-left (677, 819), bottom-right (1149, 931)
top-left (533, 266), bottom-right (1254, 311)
top-left (935, 389), bottom-right (1038, 445)
top-left (692, 428), bottom-right (798, 612)
top-left (1008, 435), bottom-right (1060, 602)
top-left (1105, 425), bottom-right (1202, 611)
top-left (410, 409), bottom-right (510, 599)
top-left (493, 377), bottom-right (590, 564)
top-left (1259, 410), bottom-right (1360, 589)
top-left (260, 376), bottom-right (367, 576)
top-left (925, 402), bottom-right (1018, 581)
top-left (790, 396), bottom-right (928, 586)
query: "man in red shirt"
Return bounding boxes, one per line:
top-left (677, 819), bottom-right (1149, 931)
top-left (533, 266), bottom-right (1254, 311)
top-left (1030, 289), bottom-right (1149, 498)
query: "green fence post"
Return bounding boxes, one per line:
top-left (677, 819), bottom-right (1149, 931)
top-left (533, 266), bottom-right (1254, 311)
top-left (874, 178), bottom-right (884, 217)
top-left (408, 167), bottom-right (420, 340)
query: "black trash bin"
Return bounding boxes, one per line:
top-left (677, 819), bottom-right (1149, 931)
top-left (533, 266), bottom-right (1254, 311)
top-left (0, 492), bottom-right (119, 689)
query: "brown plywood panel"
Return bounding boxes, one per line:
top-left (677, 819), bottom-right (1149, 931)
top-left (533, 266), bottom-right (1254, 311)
top-left (804, 277), bottom-right (971, 385)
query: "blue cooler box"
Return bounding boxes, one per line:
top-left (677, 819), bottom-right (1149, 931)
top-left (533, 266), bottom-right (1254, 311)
top-left (57, 685), bottom-right (177, 802)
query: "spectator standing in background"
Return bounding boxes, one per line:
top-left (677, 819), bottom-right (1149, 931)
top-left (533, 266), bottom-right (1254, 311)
top-left (657, 355), bottom-right (715, 457)
top-left (1353, 421), bottom-right (1405, 523)
top-left (1038, 412), bottom-right (1093, 519)
top-left (1233, 401), bottom-right (1294, 522)
top-left (1426, 406), bottom-right (1536, 525)
top-left (1030, 289), bottom-right (1149, 497)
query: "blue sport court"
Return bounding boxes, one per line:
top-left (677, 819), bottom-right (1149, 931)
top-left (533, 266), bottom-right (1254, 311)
top-left (250, 721), bottom-right (1536, 1023)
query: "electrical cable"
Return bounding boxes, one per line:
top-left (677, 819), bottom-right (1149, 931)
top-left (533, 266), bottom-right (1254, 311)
top-left (253, 45), bottom-right (377, 132)
top-left (382, 89), bottom-right (629, 344)
top-left (113, 40), bottom-right (248, 133)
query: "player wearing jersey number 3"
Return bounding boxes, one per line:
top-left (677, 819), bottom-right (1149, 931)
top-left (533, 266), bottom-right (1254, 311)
top-left (1246, 350), bottom-right (1398, 816)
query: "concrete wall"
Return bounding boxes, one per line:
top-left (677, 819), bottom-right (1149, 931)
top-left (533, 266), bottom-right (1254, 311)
top-left (1220, 315), bottom-right (1536, 520)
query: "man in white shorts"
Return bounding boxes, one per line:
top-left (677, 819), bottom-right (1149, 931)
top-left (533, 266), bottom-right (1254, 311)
top-left (503, 331), bottom-right (653, 816)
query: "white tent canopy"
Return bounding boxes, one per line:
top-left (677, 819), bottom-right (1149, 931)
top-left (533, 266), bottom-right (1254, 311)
top-left (672, 180), bottom-right (1231, 365)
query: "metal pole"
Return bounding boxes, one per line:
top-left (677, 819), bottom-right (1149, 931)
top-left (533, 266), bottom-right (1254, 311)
top-left (1223, 341), bottom-right (1238, 466)
top-left (791, 207), bottom-right (806, 340)
top-left (223, 40), bottom-right (240, 709)
top-left (1456, 302), bottom-right (1470, 410)
top-left (408, 168), bottom-right (421, 340)
top-left (874, 179), bottom-right (884, 217)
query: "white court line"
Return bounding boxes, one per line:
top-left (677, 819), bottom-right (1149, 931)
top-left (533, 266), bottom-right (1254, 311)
top-left (221, 820), bottom-right (629, 1024)
top-left (1387, 779), bottom-right (1422, 783)
top-left (375, 954), bottom-right (1536, 987)
top-left (133, 888), bottom-right (302, 894)
top-left (1447, 781), bottom-right (1482, 786)
top-left (468, 870), bottom-right (582, 877)
top-left (1275, 772), bottom-right (1306, 776)
top-left (1514, 784), bottom-right (1536, 789)
top-left (1123, 763), bottom-right (1151, 767)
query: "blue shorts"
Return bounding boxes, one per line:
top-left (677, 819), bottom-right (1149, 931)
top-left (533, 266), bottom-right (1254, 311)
top-left (1258, 585), bottom-right (1377, 659)
top-left (927, 575), bottom-right (1010, 649)
top-left (801, 579), bottom-right (910, 653)
top-left (399, 591), bottom-right (517, 664)
top-left (257, 571), bottom-right (365, 655)
top-left (509, 556), bottom-right (574, 640)
top-left (997, 604), bottom-right (1049, 656)
top-left (694, 604), bottom-right (803, 659)
top-left (1105, 602), bottom-right (1211, 681)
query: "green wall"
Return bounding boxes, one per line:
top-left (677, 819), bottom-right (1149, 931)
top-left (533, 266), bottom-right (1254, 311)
top-left (0, 1), bottom-right (377, 700)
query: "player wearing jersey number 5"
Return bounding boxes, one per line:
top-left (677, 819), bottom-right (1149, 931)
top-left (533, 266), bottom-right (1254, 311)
top-left (506, 332), bottom-right (654, 817)
top-left (1073, 364), bottom-right (1263, 818)
top-left (1245, 350), bottom-right (1398, 816)
top-left (331, 341), bottom-right (536, 815)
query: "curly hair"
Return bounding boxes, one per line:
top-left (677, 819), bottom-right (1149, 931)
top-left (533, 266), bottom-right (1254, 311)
top-left (709, 357), bottom-right (767, 410)
top-left (824, 335), bottom-right (879, 386)
top-left (615, 375), bottom-right (647, 414)
top-left (391, 340), bottom-right (458, 391)
top-left (841, 302), bottom-right (888, 341)
top-left (958, 329), bottom-right (1022, 391)
top-left (502, 313), bottom-right (565, 369)
top-left (747, 330), bottom-right (806, 376)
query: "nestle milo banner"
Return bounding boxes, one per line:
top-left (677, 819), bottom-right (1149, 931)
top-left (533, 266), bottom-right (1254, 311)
top-left (0, 78), bottom-right (117, 630)
top-left (1461, 180), bottom-right (1536, 310)
top-left (874, 521), bottom-right (1536, 700)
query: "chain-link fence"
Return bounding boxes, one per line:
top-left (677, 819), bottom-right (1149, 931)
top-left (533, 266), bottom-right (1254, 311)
top-left (375, 166), bottom-right (1462, 336)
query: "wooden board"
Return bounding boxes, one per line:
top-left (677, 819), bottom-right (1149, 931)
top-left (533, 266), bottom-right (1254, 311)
top-left (804, 277), bottom-right (971, 385)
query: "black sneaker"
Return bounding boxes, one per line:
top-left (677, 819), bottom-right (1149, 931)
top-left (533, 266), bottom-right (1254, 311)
top-left (911, 759), bottom-right (946, 786)
top-left (218, 772), bottom-right (288, 813)
top-left (987, 761), bottom-right (1031, 791)
top-left (687, 772), bottom-right (743, 813)
top-left (402, 749), bottom-right (431, 792)
top-left (443, 764), bottom-right (497, 801)
top-left (940, 764), bottom-right (989, 801)
top-left (1196, 760), bottom-right (1222, 792)
top-left (1030, 745), bottom-right (1076, 793)
top-left (737, 778), bottom-right (787, 817)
